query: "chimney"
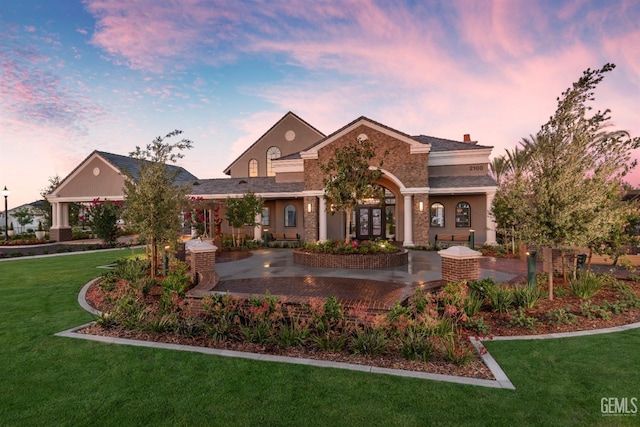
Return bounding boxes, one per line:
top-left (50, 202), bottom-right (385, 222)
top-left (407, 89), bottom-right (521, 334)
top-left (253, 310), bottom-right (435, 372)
top-left (463, 134), bottom-right (471, 142)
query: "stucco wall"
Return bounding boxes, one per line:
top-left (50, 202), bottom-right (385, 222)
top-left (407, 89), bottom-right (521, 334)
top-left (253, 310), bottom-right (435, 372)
top-left (228, 114), bottom-right (323, 178)
top-left (56, 157), bottom-right (126, 198)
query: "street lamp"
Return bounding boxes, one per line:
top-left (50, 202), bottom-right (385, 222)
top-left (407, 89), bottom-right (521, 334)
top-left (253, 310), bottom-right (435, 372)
top-left (2, 186), bottom-right (9, 242)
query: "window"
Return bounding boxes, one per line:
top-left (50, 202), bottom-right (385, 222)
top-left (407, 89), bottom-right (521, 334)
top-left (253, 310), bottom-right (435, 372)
top-left (455, 202), bottom-right (471, 228)
top-left (284, 204), bottom-right (296, 227)
top-left (261, 207), bottom-right (270, 226)
top-left (266, 146), bottom-right (281, 177)
top-left (430, 203), bottom-right (444, 227)
top-left (248, 159), bottom-right (258, 177)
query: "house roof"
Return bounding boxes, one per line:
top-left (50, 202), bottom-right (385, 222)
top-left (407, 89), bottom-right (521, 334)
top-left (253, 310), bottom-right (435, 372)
top-left (96, 151), bottom-right (199, 184)
top-left (223, 111), bottom-right (325, 175)
top-left (190, 177), bottom-right (304, 197)
top-left (412, 135), bottom-right (492, 151)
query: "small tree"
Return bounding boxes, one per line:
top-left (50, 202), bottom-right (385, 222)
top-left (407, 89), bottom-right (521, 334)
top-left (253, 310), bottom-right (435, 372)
top-left (224, 193), bottom-right (263, 247)
top-left (319, 138), bottom-right (387, 243)
top-left (123, 130), bottom-right (193, 278)
top-left (86, 198), bottom-right (123, 245)
top-left (492, 63), bottom-right (640, 299)
top-left (13, 207), bottom-right (34, 234)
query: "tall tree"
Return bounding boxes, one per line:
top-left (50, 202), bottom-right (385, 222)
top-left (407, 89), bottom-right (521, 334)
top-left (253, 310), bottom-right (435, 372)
top-left (123, 130), bottom-right (193, 277)
top-left (319, 137), bottom-right (387, 243)
top-left (492, 63), bottom-right (640, 298)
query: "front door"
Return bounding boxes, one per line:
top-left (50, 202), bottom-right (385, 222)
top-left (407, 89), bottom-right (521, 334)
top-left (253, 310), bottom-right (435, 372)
top-left (356, 206), bottom-right (385, 240)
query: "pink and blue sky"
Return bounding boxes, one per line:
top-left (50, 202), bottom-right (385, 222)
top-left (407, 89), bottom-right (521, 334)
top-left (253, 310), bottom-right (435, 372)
top-left (1, 0), bottom-right (639, 209)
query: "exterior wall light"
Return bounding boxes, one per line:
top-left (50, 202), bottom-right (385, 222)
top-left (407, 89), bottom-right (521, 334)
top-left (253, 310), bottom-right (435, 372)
top-left (307, 203), bottom-right (312, 213)
top-left (419, 201), bottom-right (424, 212)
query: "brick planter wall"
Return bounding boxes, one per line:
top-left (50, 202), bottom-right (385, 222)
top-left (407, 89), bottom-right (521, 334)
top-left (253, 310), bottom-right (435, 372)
top-left (292, 249), bottom-right (408, 269)
top-left (438, 246), bottom-right (482, 282)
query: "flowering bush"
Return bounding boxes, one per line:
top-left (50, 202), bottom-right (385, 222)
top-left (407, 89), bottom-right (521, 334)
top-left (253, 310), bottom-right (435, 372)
top-left (301, 239), bottom-right (399, 255)
top-left (86, 198), bottom-right (123, 244)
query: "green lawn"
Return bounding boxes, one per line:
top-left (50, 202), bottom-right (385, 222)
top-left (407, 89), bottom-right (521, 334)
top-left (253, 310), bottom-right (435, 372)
top-left (0, 251), bottom-right (638, 426)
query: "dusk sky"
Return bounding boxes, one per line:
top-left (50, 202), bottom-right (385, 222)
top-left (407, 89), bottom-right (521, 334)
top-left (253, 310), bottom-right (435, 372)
top-left (1, 0), bottom-right (638, 209)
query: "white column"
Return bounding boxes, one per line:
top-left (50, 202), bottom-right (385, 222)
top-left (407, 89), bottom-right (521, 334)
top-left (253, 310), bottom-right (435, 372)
top-left (485, 191), bottom-right (497, 245)
top-left (51, 202), bottom-right (59, 228)
top-left (61, 203), bottom-right (69, 227)
top-left (254, 212), bottom-right (262, 241)
top-left (403, 194), bottom-right (414, 247)
top-left (319, 197), bottom-right (327, 241)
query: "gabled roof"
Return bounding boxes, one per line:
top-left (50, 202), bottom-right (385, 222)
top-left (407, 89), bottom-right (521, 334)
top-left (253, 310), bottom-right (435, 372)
top-left (223, 111), bottom-right (326, 175)
top-left (300, 116), bottom-right (431, 159)
top-left (190, 177), bottom-right (304, 197)
top-left (96, 151), bottom-right (198, 184)
top-left (412, 135), bottom-right (492, 151)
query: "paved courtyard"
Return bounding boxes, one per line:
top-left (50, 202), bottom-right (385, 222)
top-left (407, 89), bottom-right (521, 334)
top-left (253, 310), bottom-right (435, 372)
top-left (210, 249), bottom-right (523, 308)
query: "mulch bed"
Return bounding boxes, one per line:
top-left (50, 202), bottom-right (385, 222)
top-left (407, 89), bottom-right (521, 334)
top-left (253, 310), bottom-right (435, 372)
top-left (79, 275), bottom-right (640, 382)
top-left (77, 323), bottom-right (493, 380)
top-left (479, 278), bottom-right (640, 336)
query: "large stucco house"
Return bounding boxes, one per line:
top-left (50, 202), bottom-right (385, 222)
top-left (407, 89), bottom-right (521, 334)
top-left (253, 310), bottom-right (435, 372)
top-left (47, 112), bottom-right (498, 246)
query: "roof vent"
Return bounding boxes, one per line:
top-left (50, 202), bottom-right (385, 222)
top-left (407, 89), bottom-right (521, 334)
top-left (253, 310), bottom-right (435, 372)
top-left (239, 180), bottom-right (247, 184)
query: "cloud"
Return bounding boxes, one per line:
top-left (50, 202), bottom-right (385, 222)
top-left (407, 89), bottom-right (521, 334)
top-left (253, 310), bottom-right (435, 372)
top-left (83, 0), bottom-right (240, 71)
top-left (0, 24), bottom-right (104, 137)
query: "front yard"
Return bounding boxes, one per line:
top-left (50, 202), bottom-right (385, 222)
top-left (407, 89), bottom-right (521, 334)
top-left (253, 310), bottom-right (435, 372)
top-left (1, 251), bottom-right (639, 425)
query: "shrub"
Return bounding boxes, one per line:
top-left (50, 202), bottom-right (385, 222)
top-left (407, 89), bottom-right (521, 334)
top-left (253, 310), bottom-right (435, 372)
top-left (114, 258), bottom-right (150, 283)
top-left (349, 328), bottom-right (388, 356)
top-left (607, 281), bottom-right (640, 309)
top-left (579, 301), bottom-right (611, 320)
top-left (507, 307), bottom-right (540, 331)
top-left (464, 317), bottom-right (490, 336)
top-left (301, 239), bottom-right (398, 255)
top-left (486, 285), bottom-right (514, 313)
top-left (546, 306), bottom-right (577, 325)
top-left (570, 271), bottom-right (604, 299)
top-left (464, 290), bottom-right (484, 317)
top-left (400, 327), bottom-right (434, 361)
top-left (275, 317), bottom-right (310, 348)
top-left (467, 278), bottom-right (497, 300)
top-left (513, 285), bottom-right (541, 309)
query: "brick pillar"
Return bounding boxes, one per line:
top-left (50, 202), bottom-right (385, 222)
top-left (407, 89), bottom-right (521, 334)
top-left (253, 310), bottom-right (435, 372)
top-left (186, 240), bottom-right (218, 288)
top-left (438, 246), bottom-right (482, 283)
top-left (303, 196), bottom-right (318, 243)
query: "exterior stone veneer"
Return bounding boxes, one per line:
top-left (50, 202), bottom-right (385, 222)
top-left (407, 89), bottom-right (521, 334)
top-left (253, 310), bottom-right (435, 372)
top-left (293, 249), bottom-right (408, 269)
top-left (438, 246), bottom-right (482, 282)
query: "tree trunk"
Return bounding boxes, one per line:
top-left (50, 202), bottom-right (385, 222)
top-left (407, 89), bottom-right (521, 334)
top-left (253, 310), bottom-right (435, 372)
top-left (548, 270), bottom-right (554, 301)
top-left (587, 246), bottom-right (593, 272)
top-left (150, 236), bottom-right (157, 278)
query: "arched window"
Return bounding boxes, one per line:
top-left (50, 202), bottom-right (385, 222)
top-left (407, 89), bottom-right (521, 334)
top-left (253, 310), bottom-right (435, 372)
top-left (284, 204), bottom-right (296, 227)
top-left (266, 146), bottom-right (281, 177)
top-left (430, 203), bottom-right (444, 227)
top-left (248, 159), bottom-right (258, 177)
top-left (455, 202), bottom-right (471, 228)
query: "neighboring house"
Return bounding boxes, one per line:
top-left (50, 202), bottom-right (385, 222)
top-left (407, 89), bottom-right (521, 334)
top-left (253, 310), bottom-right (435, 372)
top-left (0, 201), bottom-right (46, 234)
top-left (46, 111), bottom-right (498, 246)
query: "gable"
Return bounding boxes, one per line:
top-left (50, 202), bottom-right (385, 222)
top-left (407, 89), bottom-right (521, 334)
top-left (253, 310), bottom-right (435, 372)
top-left (224, 111), bottom-right (325, 177)
top-left (301, 117), bottom-right (430, 160)
top-left (52, 152), bottom-right (126, 199)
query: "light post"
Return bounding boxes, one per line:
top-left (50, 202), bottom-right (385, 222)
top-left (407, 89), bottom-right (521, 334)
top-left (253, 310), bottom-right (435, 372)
top-left (2, 186), bottom-right (9, 242)
top-left (526, 250), bottom-right (537, 289)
